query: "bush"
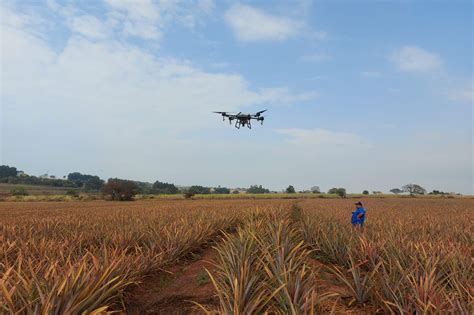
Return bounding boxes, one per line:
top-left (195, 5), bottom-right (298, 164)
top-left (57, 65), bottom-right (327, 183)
top-left (66, 189), bottom-right (79, 197)
top-left (152, 180), bottom-right (179, 194)
top-left (247, 185), bottom-right (270, 194)
top-left (184, 192), bottom-right (195, 199)
top-left (363, 190), bottom-right (369, 195)
top-left (102, 178), bottom-right (138, 201)
top-left (214, 186), bottom-right (231, 194)
top-left (10, 187), bottom-right (28, 196)
top-left (188, 185), bottom-right (211, 195)
top-left (328, 187), bottom-right (347, 198)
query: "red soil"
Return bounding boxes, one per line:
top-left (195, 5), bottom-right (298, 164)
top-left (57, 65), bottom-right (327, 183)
top-left (125, 247), bottom-right (219, 315)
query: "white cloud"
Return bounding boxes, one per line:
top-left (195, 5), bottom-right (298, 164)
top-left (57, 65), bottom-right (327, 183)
top-left (224, 4), bottom-right (303, 42)
top-left (1, 7), bottom-right (314, 138)
top-left (276, 128), bottom-right (367, 147)
top-left (449, 82), bottom-right (474, 104)
top-left (302, 53), bottom-right (332, 63)
top-left (69, 15), bottom-right (111, 39)
top-left (46, 0), bottom-right (213, 41)
top-left (390, 46), bottom-right (442, 72)
top-left (104, 0), bottom-right (164, 40)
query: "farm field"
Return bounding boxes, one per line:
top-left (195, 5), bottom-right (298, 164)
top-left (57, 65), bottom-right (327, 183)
top-left (0, 183), bottom-right (82, 197)
top-left (1, 198), bottom-right (472, 314)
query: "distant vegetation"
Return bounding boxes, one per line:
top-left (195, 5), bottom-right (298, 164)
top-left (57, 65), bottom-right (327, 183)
top-left (247, 185), bottom-right (270, 194)
top-left (0, 165), bottom-right (18, 178)
top-left (328, 187), bottom-right (347, 198)
top-left (152, 181), bottom-right (179, 194)
top-left (214, 186), bottom-right (231, 194)
top-left (10, 186), bottom-right (29, 196)
top-left (102, 178), bottom-right (138, 201)
top-left (286, 185), bottom-right (296, 194)
top-left (390, 188), bottom-right (403, 194)
top-left (188, 185), bottom-right (211, 195)
top-left (0, 165), bottom-right (462, 201)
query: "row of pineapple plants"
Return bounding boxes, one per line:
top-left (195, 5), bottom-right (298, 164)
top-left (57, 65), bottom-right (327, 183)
top-left (201, 207), bottom-right (335, 314)
top-left (300, 205), bottom-right (472, 314)
top-left (1, 201), bottom-right (281, 314)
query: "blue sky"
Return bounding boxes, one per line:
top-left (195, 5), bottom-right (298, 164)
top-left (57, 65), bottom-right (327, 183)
top-left (1, 0), bottom-right (472, 193)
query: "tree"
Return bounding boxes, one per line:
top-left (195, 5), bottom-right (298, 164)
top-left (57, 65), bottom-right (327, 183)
top-left (247, 185), bottom-right (270, 194)
top-left (363, 190), bottom-right (369, 195)
top-left (310, 186), bottom-right (321, 193)
top-left (102, 178), bottom-right (138, 201)
top-left (372, 191), bottom-right (382, 195)
top-left (84, 177), bottom-right (104, 191)
top-left (286, 185), bottom-right (296, 193)
top-left (390, 188), bottom-right (403, 194)
top-left (429, 190), bottom-right (448, 195)
top-left (188, 185), bottom-right (211, 195)
top-left (402, 184), bottom-right (426, 196)
top-left (214, 186), bottom-right (230, 194)
top-left (152, 180), bottom-right (179, 194)
top-left (0, 165), bottom-right (18, 179)
top-left (328, 187), bottom-right (347, 198)
top-left (68, 172), bottom-right (103, 189)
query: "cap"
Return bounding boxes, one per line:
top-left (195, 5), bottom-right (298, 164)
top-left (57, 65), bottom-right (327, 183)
top-left (355, 202), bottom-right (363, 206)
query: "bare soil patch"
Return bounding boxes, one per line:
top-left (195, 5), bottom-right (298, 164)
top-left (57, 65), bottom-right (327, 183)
top-left (125, 247), bottom-right (218, 315)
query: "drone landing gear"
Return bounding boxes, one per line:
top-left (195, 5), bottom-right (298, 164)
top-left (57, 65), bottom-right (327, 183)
top-left (247, 122), bottom-right (252, 129)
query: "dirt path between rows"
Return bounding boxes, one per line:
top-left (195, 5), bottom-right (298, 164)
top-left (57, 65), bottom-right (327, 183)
top-left (123, 252), bottom-right (372, 315)
top-left (124, 247), bottom-right (219, 315)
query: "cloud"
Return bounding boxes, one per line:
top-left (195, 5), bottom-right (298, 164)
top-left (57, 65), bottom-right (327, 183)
top-left (449, 82), bottom-right (474, 104)
top-left (390, 46), bottom-right (442, 72)
top-left (68, 15), bottom-right (112, 39)
top-left (2, 6), bottom-right (314, 139)
top-left (224, 4), bottom-right (303, 42)
top-left (46, 0), bottom-right (214, 41)
top-left (302, 53), bottom-right (332, 63)
top-left (276, 128), bottom-right (367, 147)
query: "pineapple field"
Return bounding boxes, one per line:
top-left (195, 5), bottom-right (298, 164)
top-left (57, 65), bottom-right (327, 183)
top-left (1, 198), bottom-right (472, 314)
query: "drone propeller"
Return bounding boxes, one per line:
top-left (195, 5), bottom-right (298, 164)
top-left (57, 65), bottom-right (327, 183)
top-left (257, 115), bottom-right (267, 125)
top-left (255, 109), bottom-right (267, 117)
top-left (213, 111), bottom-right (232, 121)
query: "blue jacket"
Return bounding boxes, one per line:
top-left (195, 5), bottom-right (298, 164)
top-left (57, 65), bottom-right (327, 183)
top-left (351, 207), bottom-right (366, 225)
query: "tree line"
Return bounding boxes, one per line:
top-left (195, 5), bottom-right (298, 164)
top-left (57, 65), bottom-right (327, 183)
top-left (2, 165), bottom-right (457, 201)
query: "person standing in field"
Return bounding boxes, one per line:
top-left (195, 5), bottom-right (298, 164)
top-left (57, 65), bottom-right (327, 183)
top-left (351, 201), bottom-right (366, 231)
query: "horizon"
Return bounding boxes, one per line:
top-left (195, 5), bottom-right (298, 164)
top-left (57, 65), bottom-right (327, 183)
top-left (1, 0), bottom-right (473, 194)
top-left (2, 164), bottom-right (467, 195)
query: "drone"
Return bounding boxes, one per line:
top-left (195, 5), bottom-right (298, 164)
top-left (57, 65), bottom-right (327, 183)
top-left (213, 110), bottom-right (267, 129)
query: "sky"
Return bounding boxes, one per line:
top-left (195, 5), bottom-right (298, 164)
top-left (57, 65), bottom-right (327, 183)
top-left (1, 0), bottom-right (472, 194)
